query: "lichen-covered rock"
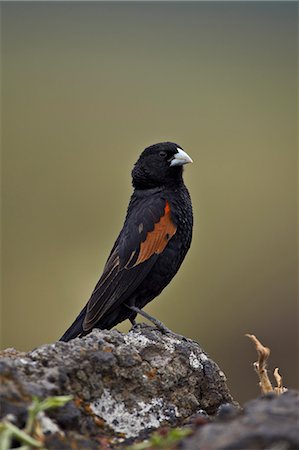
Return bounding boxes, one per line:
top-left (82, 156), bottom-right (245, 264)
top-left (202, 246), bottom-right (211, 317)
top-left (0, 324), bottom-right (233, 448)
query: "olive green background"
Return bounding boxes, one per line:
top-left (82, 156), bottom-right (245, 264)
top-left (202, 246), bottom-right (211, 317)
top-left (1, 1), bottom-right (298, 403)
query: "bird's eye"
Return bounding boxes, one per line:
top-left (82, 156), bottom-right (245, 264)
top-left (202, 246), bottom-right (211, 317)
top-left (159, 151), bottom-right (167, 158)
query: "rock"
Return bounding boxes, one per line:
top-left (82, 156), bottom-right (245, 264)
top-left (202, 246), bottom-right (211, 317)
top-left (181, 390), bottom-right (299, 450)
top-left (0, 324), bottom-right (233, 448)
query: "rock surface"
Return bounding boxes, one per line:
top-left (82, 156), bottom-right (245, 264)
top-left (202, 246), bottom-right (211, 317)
top-left (0, 324), bottom-right (233, 448)
top-left (181, 389), bottom-right (299, 450)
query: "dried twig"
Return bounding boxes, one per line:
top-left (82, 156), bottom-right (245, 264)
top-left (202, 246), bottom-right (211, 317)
top-left (273, 368), bottom-right (287, 395)
top-left (246, 334), bottom-right (273, 394)
top-left (246, 334), bottom-right (287, 395)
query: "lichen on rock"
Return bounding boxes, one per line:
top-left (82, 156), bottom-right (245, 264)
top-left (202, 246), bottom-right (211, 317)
top-left (0, 324), bottom-right (234, 448)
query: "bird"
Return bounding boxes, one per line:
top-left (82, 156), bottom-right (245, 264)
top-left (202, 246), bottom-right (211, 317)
top-left (60, 142), bottom-right (193, 341)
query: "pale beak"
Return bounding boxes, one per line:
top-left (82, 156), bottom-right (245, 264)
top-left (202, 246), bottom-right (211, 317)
top-left (170, 148), bottom-right (193, 167)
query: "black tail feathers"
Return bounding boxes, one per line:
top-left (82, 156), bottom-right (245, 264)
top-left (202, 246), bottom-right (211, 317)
top-left (60, 305), bottom-right (88, 342)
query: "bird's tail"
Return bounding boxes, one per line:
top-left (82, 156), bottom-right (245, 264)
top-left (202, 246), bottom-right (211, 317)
top-left (60, 304), bottom-right (88, 342)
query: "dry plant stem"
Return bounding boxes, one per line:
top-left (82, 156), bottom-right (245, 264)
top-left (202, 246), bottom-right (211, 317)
top-left (246, 334), bottom-right (273, 394)
top-left (246, 334), bottom-right (288, 396)
top-left (274, 368), bottom-right (287, 395)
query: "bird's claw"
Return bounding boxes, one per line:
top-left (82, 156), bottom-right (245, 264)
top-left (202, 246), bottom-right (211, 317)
top-left (126, 304), bottom-right (172, 334)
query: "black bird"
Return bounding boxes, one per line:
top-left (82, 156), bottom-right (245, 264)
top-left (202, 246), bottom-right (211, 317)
top-left (60, 142), bottom-right (193, 341)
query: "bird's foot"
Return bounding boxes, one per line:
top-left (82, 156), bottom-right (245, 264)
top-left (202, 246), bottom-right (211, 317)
top-left (129, 317), bottom-right (139, 331)
top-left (125, 305), bottom-right (171, 334)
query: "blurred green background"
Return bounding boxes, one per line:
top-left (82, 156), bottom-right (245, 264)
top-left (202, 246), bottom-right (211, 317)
top-left (1, 2), bottom-right (298, 404)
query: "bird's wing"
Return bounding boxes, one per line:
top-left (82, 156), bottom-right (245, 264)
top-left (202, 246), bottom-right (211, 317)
top-left (83, 197), bottom-right (177, 331)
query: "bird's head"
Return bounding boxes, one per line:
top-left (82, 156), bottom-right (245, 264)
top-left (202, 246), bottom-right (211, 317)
top-left (132, 142), bottom-right (193, 189)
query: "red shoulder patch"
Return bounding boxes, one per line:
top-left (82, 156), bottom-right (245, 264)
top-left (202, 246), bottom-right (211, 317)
top-left (134, 201), bottom-right (177, 266)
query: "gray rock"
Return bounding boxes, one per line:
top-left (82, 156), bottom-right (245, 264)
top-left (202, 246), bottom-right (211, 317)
top-left (181, 390), bottom-right (299, 450)
top-left (0, 324), bottom-right (233, 447)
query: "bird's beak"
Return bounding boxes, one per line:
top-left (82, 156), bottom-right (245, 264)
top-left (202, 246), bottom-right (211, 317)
top-left (170, 148), bottom-right (193, 167)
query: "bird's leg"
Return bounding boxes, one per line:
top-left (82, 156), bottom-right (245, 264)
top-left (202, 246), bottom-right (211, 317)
top-left (129, 316), bottom-right (138, 330)
top-left (125, 305), bottom-right (171, 334)
top-left (130, 317), bottom-right (137, 327)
